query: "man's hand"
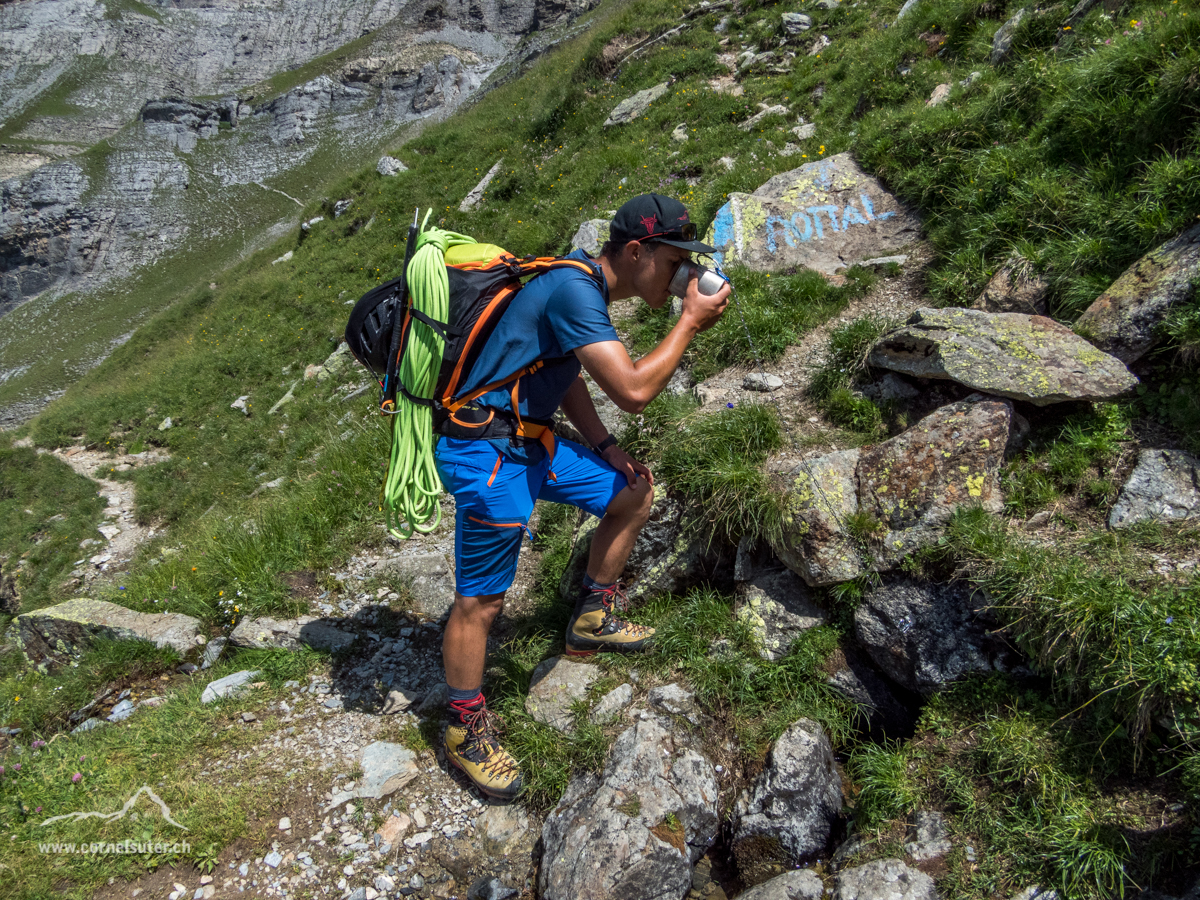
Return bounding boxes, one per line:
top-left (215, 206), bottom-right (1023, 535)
top-left (601, 444), bottom-right (653, 488)
top-left (679, 266), bottom-right (731, 334)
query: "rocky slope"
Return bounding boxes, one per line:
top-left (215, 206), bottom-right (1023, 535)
top-left (0, 0), bottom-right (596, 421)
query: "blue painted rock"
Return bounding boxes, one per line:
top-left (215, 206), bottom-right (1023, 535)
top-left (704, 153), bottom-right (921, 276)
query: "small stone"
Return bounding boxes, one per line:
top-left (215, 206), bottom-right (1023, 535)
top-left (157, 417), bottom-right (173, 431)
top-left (241, 711), bottom-right (257, 723)
top-left (377, 157), bottom-right (408, 176)
top-left (403, 831), bottom-right (434, 849)
top-left (375, 875), bottom-right (396, 892)
top-left (278, 817), bottom-right (291, 831)
top-left (263, 851), bottom-right (283, 868)
top-left (743, 373), bottom-right (784, 392)
top-left (671, 123), bottom-right (689, 142)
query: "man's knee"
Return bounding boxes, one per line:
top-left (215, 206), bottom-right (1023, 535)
top-left (606, 478), bottom-right (654, 524)
top-left (452, 592), bottom-right (505, 624)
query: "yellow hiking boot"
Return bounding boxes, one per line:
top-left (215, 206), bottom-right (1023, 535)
top-left (444, 703), bottom-right (523, 801)
top-left (565, 582), bottom-right (655, 658)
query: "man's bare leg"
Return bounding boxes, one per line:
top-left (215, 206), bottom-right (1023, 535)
top-left (586, 477), bottom-right (654, 583)
top-left (442, 590), bottom-right (522, 799)
top-left (443, 591), bottom-right (505, 692)
top-left (568, 477), bottom-right (656, 657)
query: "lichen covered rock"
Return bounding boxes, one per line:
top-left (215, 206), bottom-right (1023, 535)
top-left (704, 153), bottom-right (921, 276)
top-left (1076, 223), bottom-right (1200, 364)
top-left (771, 399), bottom-right (1011, 585)
top-left (868, 308), bottom-right (1138, 406)
top-left (540, 715), bottom-right (719, 900)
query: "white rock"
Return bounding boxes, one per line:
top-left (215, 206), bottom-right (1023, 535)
top-left (743, 373), bottom-right (784, 392)
top-left (377, 156), bottom-right (408, 176)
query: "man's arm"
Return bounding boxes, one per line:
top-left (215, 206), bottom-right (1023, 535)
top-left (560, 375), bottom-right (611, 448)
top-left (560, 375), bottom-right (653, 486)
top-left (575, 271), bottom-right (729, 414)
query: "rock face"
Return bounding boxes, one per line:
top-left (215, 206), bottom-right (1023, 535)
top-left (1109, 448), bottom-right (1200, 529)
top-left (0, 0), bottom-right (600, 421)
top-left (1076, 223), bottom-right (1200, 364)
top-left (772, 399), bottom-right (1011, 586)
top-left (604, 82), bottom-right (671, 126)
top-left (524, 656), bottom-right (600, 732)
top-left (12, 598), bottom-right (202, 667)
top-left (834, 859), bottom-right (937, 900)
top-left (905, 810), bottom-right (952, 861)
top-left (855, 578), bottom-right (1021, 696)
top-left (733, 718), bottom-right (842, 883)
top-left (540, 715), bottom-right (719, 900)
top-left (734, 565), bottom-right (829, 660)
top-left (868, 308), bottom-right (1138, 406)
top-left (704, 153), bottom-right (921, 276)
top-left (560, 486), bottom-right (734, 602)
top-left (971, 261), bottom-right (1049, 315)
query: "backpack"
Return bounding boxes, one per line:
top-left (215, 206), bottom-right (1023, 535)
top-left (344, 220), bottom-right (603, 537)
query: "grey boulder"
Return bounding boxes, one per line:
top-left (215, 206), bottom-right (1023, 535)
top-left (705, 153), bottom-right (921, 277)
top-left (734, 566), bottom-right (829, 660)
top-left (782, 13), bottom-right (813, 34)
top-left (376, 552), bottom-right (456, 621)
top-left (13, 598), bottom-right (203, 668)
top-left (772, 399), bottom-right (1011, 585)
top-left (738, 870), bottom-right (824, 900)
top-left (971, 260), bottom-right (1049, 315)
top-left (905, 810), bottom-right (952, 861)
top-left (990, 7), bottom-right (1029, 66)
top-left (855, 578), bottom-right (1022, 696)
top-left (834, 859), bottom-right (937, 900)
top-left (525, 656), bottom-right (600, 733)
top-left (1109, 448), bottom-right (1200, 528)
top-left (733, 719), bottom-right (842, 883)
top-left (200, 670), bottom-right (261, 704)
top-left (571, 219), bottom-right (610, 255)
top-left (228, 615), bottom-right (355, 653)
top-left (540, 715), bottom-right (719, 900)
top-left (868, 308), bottom-right (1138, 406)
top-left (1076, 223), bottom-right (1200, 364)
top-left (604, 82), bottom-right (670, 126)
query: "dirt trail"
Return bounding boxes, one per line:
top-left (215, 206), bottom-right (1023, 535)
top-left (43, 444), bottom-right (170, 582)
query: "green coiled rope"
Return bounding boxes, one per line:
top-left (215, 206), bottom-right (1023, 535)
top-left (383, 215), bottom-right (476, 539)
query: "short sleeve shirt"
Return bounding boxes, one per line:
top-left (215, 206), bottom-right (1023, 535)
top-left (454, 249), bottom-right (619, 462)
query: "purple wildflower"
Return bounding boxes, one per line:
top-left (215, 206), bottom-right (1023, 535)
top-left (72, 772), bottom-right (82, 783)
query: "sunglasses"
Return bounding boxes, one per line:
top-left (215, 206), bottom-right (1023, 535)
top-left (645, 222), bottom-right (698, 242)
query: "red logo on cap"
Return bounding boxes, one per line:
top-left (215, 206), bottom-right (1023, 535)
top-left (639, 214), bottom-right (657, 234)
top-left (678, 212), bottom-right (690, 223)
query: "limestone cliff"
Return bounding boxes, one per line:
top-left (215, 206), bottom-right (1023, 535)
top-left (0, 0), bottom-right (596, 316)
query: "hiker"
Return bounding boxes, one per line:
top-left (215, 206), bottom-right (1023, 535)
top-left (438, 193), bottom-right (731, 799)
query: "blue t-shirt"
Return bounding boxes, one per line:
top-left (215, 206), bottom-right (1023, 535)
top-left (453, 249), bottom-right (619, 462)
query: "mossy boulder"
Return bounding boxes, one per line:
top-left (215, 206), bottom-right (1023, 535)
top-left (1076, 222), bottom-right (1200, 364)
top-left (869, 307), bottom-right (1138, 405)
top-left (771, 398), bottom-right (1011, 585)
top-left (12, 598), bottom-right (202, 669)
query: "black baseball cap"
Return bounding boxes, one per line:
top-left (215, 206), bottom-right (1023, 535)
top-left (609, 193), bottom-right (716, 253)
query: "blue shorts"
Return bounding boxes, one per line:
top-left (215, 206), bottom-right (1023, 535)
top-left (434, 436), bottom-right (629, 597)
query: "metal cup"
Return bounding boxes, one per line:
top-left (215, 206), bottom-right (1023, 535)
top-left (668, 261), bottom-right (728, 298)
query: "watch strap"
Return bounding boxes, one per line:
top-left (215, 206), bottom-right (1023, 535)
top-left (596, 434), bottom-right (618, 454)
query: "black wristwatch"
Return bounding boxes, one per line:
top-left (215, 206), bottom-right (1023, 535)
top-left (595, 434), bottom-right (618, 454)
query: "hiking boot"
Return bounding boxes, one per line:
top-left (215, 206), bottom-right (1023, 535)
top-left (444, 703), bottom-right (523, 801)
top-left (565, 582), bottom-right (655, 658)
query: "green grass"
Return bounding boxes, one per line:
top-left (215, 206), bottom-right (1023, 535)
top-left (846, 674), bottom-right (1194, 899)
top-left (0, 647), bottom-right (324, 899)
top-left (937, 507), bottom-right (1200, 748)
top-left (0, 446), bottom-right (107, 615)
top-left (623, 398), bottom-right (785, 542)
top-left (1002, 402), bottom-right (1133, 517)
top-left (806, 314), bottom-right (896, 435)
